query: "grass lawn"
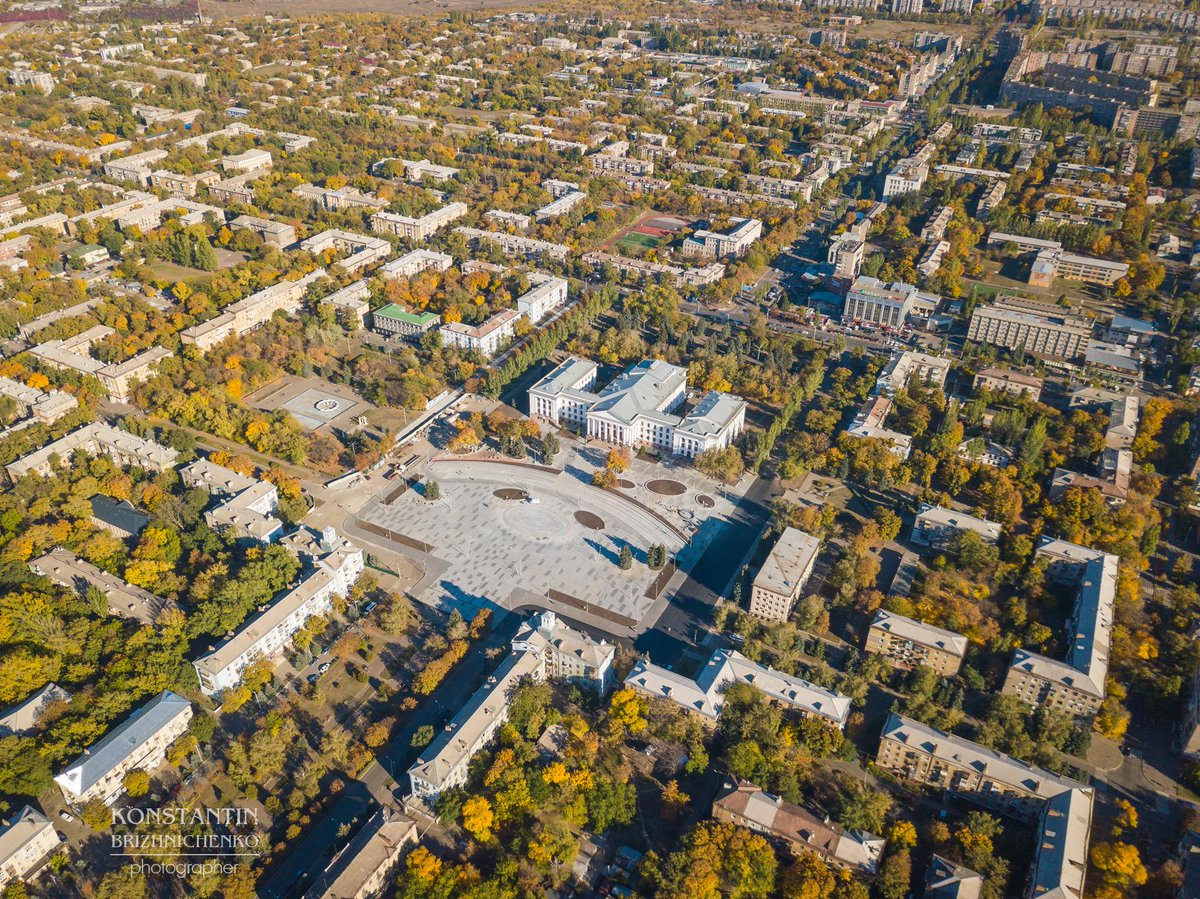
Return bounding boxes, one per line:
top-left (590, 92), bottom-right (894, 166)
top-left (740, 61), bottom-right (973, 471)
top-left (617, 231), bottom-right (663, 253)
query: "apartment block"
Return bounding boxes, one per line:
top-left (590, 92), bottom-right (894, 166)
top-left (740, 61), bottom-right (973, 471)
top-left (193, 528), bottom-right (363, 695)
top-left (379, 249), bottom-right (453, 280)
top-left (369, 202), bottom-right (468, 241)
top-left (515, 274), bottom-right (568, 324)
top-left (966, 296), bottom-right (1091, 360)
top-left (181, 269), bottom-right (327, 353)
top-left (301, 807), bottom-right (417, 899)
top-left (626, 649), bottom-right (851, 729)
top-left (30, 326), bottom-right (170, 401)
top-left (749, 527), bottom-right (820, 621)
top-left (973, 367), bottom-right (1043, 402)
top-left (866, 609), bottom-right (968, 676)
top-left (1001, 538), bottom-right (1116, 719)
top-left (182, 458), bottom-right (283, 543)
top-left (0, 807), bottom-right (59, 891)
top-left (408, 649), bottom-right (544, 800)
top-left (510, 610), bottom-right (615, 694)
top-left (54, 690), bottom-right (192, 806)
top-left (876, 713), bottom-right (1087, 820)
top-left (910, 505), bottom-right (1002, 550)
top-left (30, 549), bottom-right (175, 625)
top-left (454, 227), bottom-right (570, 261)
top-left (439, 309), bottom-right (520, 357)
top-left (5, 423), bottom-right (177, 482)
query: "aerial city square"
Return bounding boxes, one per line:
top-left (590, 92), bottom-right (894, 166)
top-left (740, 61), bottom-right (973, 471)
top-left (0, 0), bottom-right (1197, 895)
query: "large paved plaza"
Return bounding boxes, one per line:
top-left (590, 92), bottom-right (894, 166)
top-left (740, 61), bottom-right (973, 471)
top-left (352, 450), bottom-right (747, 632)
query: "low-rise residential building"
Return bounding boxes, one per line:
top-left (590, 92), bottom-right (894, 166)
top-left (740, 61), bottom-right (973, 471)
top-left (911, 505), bottom-right (1002, 550)
top-left (439, 309), bottom-right (520, 357)
top-left (511, 610), bottom-right (615, 694)
top-left (712, 778), bottom-right (884, 872)
top-left (378, 249), bottom-right (453, 280)
top-left (0, 684), bottom-right (69, 737)
top-left (0, 377), bottom-right (77, 428)
top-left (6, 423), bottom-right (177, 482)
top-left (973, 367), bottom-right (1044, 402)
top-left (408, 648), bottom-right (545, 800)
top-left (180, 269), bottom-right (327, 353)
top-left (54, 690), bottom-right (192, 806)
top-left (846, 396), bottom-right (912, 459)
top-left (925, 855), bottom-right (983, 898)
top-left (748, 527), bottom-right (820, 621)
top-left (88, 496), bottom-right (150, 540)
top-left (369, 202), bottom-right (468, 241)
top-left (294, 183), bottom-right (385, 212)
top-left (625, 648), bottom-right (851, 729)
top-left (301, 807), bottom-right (417, 899)
top-left (529, 357), bottom-right (746, 458)
top-left (681, 217), bottom-right (762, 259)
top-left (321, 280), bottom-right (371, 330)
top-left (866, 610), bottom-right (968, 676)
top-left (182, 458), bottom-right (283, 543)
top-left (30, 549), bottom-right (175, 624)
top-left (0, 806), bottom-right (59, 891)
top-left (193, 528), bottom-right (363, 696)
top-left (230, 214), bottom-right (296, 248)
top-left (301, 231), bottom-right (388, 275)
top-left (1001, 538), bottom-right (1116, 719)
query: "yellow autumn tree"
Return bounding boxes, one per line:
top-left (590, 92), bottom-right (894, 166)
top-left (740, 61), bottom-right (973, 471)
top-left (461, 795), bottom-right (494, 842)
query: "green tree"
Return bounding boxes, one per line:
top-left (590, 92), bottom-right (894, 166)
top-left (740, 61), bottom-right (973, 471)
top-left (425, 480), bottom-right (441, 501)
top-left (618, 545), bottom-right (633, 569)
top-left (541, 431), bottom-right (560, 463)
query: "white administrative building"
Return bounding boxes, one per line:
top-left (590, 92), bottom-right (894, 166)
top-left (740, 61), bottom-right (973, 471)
top-left (529, 357), bottom-right (746, 458)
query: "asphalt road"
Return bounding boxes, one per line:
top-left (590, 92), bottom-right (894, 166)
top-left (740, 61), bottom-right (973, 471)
top-left (636, 473), bottom-right (779, 669)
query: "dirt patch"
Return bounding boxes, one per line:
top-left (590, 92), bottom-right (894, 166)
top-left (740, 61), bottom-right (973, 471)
top-left (647, 479), bottom-right (686, 496)
top-left (697, 495), bottom-right (715, 508)
top-left (494, 488), bottom-right (529, 501)
top-left (574, 510), bottom-right (605, 530)
top-left (618, 478), bottom-right (635, 489)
